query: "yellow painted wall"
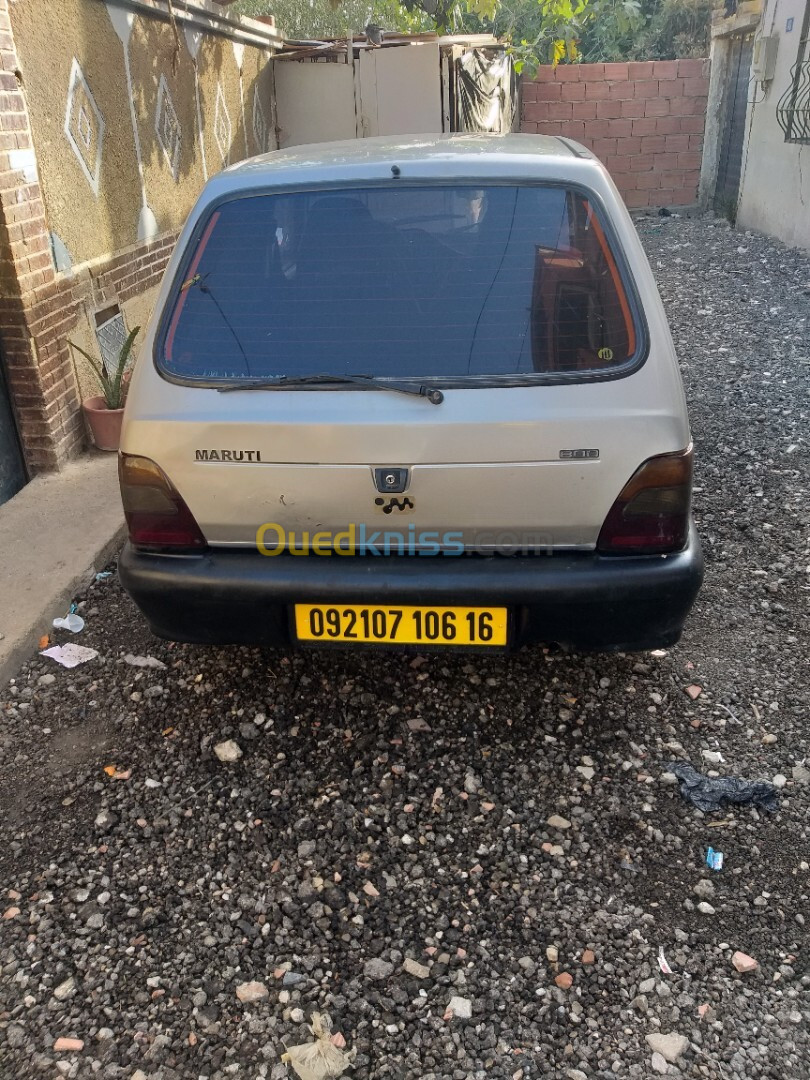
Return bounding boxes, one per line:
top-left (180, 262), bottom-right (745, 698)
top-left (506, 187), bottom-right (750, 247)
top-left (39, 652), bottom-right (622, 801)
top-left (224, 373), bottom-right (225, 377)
top-left (12, 0), bottom-right (142, 266)
top-left (129, 14), bottom-right (207, 232)
top-left (10, 0), bottom-right (276, 269)
top-left (198, 33), bottom-right (246, 173)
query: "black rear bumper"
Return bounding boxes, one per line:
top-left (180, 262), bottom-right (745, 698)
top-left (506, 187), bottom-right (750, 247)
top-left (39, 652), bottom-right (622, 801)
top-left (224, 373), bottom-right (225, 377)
top-left (118, 523), bottom-right (703, 653)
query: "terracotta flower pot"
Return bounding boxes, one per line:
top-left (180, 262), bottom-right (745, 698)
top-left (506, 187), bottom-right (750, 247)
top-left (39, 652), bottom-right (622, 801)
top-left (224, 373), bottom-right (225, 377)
top-left (82, 396), bottom-right (124, 451)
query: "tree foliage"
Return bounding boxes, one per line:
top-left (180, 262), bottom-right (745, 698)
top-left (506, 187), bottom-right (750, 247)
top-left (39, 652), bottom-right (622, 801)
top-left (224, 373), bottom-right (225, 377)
top-left (577, 0), bottom-right (712, 61)
top-left (233, 0), bottom-right (710, 68)
top-left (234, 0), bottom-right (432, 39)
top-left (234, 0), bottom-right (612, 69)
top-left (458, 0), bottom-right (645, 72)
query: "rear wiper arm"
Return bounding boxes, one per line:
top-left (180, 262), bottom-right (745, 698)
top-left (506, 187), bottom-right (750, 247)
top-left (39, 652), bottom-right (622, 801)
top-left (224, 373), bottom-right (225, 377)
top-left (218, 372), bottom-right (444, 404)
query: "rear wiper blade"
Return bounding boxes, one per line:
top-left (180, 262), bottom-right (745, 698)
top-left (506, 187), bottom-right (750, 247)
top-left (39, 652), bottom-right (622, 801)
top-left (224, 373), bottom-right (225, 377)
top-left (218, 372), bottom-right (444, 404)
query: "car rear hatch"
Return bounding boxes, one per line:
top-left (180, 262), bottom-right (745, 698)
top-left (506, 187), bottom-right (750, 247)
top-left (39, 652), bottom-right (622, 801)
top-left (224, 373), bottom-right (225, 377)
top-left (123, 374), bottom-right (687, 551)
top-left (123, 177), bottom-right (690, 554)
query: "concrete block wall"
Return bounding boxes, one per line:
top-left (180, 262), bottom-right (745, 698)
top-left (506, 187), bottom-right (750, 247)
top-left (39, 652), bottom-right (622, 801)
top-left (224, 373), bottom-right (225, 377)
top-left (522, 59), bottom-right (710, 208)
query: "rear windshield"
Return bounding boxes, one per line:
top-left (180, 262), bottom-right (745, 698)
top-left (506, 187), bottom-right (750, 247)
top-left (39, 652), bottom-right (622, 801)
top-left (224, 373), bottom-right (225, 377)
top-left (160, 184), bottom-right (641, 383)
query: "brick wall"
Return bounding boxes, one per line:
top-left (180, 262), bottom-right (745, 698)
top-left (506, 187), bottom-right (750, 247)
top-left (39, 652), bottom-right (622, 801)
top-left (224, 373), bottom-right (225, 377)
top-left (0, 229), bottom-right (177, 473)
top-left (0, 0), bottom-right (278, 480)
top-left (521, 59), bottom-right (710, 209)
top-left (0, 0), bottom-right (79, 473)
top-left (0, 0), bottom-right (178, 474)
top-left (20, 237), bottom-right (177, 466)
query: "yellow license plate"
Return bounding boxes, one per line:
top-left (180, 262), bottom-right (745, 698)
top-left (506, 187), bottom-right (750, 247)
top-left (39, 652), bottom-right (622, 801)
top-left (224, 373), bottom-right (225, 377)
top-left (294, 604), bottom-right (508, 646)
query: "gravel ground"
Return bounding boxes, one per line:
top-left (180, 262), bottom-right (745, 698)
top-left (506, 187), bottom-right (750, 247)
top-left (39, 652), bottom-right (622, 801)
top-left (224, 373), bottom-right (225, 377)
top-left (1, 215), bottom-right (809, 1080)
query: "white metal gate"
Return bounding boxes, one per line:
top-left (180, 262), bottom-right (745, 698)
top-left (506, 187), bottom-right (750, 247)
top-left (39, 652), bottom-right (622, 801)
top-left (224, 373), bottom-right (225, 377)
top-left (273, 43), bottom-right (442, 148)
top-left (356, 43), bottom-right (441, 137)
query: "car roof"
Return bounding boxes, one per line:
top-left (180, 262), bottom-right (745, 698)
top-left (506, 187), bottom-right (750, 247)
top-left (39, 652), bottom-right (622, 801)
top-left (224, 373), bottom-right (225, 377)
top-left (209, 133), bottom-right (603, 195)
top-left (226, 133), bottom-right (582, 176)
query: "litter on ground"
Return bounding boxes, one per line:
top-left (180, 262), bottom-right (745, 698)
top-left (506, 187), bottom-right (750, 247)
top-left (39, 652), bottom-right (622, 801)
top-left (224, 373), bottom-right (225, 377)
top-left (122, 653), bottom-right (167, 669)
top-left (706, 847), bottom-right (724, 870)
top-left (657, 947), bottom-right (674, 975)
top-left (280, 1012), bottom-right (354, 1079)
top-left (40, 643), bottom-right (98, 668)
top-left (665, 761), bottom-right (781, 813)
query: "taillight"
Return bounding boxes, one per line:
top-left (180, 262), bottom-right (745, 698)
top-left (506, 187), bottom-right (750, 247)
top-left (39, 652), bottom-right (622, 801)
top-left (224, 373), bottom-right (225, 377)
top-left (119, 454), bottom-right (207, 552)
top-left (597, 446), bottom-right (692, 555)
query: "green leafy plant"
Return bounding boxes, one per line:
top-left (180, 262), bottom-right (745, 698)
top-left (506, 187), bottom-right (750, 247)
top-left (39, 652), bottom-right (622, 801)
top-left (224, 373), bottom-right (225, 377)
top-left (234, 0), bottom-right (606, 68)
top-left (578, 0), bottom-right (711, 62)
top-left (68, 326), bottom-right (140, 411)
top-left (235, 0), bottom-right (708, 70)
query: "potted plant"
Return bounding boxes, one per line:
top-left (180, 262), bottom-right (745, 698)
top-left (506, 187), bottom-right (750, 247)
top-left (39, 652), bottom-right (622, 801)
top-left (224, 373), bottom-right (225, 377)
top-left (69, 326), bottom-right (139, 451)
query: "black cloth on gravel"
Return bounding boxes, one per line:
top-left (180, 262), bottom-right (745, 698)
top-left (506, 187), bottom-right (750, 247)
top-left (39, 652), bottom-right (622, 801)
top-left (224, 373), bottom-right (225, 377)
top-left (665, 761), bottom-right (781, 813)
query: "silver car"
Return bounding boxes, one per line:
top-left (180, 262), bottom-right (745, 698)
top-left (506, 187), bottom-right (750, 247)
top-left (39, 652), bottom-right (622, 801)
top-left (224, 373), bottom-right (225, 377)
top-left (118, 134), bottom-right (702, 652)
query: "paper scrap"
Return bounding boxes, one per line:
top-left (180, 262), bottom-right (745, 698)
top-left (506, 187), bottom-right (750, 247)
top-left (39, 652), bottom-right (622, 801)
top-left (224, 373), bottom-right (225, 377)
top-left (41, 643), bottom-right (98, 668)
top-left (657, 946), bottom-right (674, 974)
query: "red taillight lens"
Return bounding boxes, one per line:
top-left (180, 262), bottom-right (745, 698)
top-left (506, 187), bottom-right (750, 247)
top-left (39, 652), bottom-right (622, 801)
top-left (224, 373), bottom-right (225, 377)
top-left (597, 447), bottom-right (693, 555)
top-left (119, 454), bottom-right (207, 552)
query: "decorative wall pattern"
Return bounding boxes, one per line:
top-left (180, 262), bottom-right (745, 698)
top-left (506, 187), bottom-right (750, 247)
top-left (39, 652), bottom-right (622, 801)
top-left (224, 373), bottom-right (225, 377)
top-left (10, 0), bottom-right (278, 268)
top-left (155, 75), bottom-right (182, 181)
top-left (253, 84), bottom-right (271, 155)
top-left (0, 0), bottom-right (280, 476)
top-left (63, 58), bottom-right (105, 196)
top-left (214, 82), bottom-right (233, 166)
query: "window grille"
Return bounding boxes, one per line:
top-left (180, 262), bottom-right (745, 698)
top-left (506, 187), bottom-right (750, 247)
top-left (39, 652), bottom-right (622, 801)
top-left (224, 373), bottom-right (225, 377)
top-left (94, 306), bottom-right (128, 377)
top-left (777, 7), bottom-right (810, 143)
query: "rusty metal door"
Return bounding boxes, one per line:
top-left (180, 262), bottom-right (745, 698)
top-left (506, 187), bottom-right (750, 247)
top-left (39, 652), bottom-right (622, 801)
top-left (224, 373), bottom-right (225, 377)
top-left (714, 33), bottom-right (754, 211)
top-left (0, 355), bottom-right (26, 506)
